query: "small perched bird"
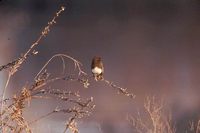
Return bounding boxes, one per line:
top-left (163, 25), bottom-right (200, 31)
top-left (91, 56), bottom-right (104, 81)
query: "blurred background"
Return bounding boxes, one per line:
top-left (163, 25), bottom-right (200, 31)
top-left (1, 0), bottom-right (200, 132)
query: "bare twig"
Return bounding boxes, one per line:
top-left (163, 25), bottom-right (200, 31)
top-left (189, 119), bottom-right (200, 133)
top-left (128, 96), bottom-right (175, 133)
top-left (63, 97), bottom-right (94, 133)
top-left (103, 79), bottom-right (135, 99)
top-left (34, 54), bottom-right (86, 81)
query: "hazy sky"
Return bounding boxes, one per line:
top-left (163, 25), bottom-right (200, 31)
top-left (1, 0), bottom-right (200, 132)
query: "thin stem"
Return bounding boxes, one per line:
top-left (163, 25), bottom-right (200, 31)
top-left (0, 72), bottom-right (11, 133)
top-left (34, 54), bottom-right (86, 81)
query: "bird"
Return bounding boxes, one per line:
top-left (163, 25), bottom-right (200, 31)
top-left (91, 56), bottom-right (104, 81)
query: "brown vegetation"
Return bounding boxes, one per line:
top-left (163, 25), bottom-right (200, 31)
top-left (0, 5), bottom-right (134, 133)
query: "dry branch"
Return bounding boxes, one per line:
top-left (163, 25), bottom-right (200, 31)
top-left (128, 96), bottom-right (175, 133)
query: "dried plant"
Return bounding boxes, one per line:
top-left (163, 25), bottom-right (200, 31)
top-left (0, 5), bottom-right (94, 133)
top-left (0, 52), bottom-right (95, 133)
top-left (0, 6), bottom-right (66, 121)
top-left (128, 96), bottom-right (176, 133)
top-left (0, 4), bottom-right (135, 133)
top-left (103, 79), bottom-right (135, 99)
top-left (2, 2), bottom-right (200, 133)
top-left (189, 119), bottom-right (200, 133)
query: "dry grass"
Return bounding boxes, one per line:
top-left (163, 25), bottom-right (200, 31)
top-left (127, 96), bottom-right (176, 133)
top-left (0, 4), bottom-right (135, 133)
top-left (0, 5), bottom-right (66, 116)
top-left (0, 5), bottom-right (95, 133)
top-left (189, 119), bottom-right (200, 133)
top-left (127, 96), bottom-right (200, 133)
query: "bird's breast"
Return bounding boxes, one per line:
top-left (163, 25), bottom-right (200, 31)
top-left (92, 67), bottom-right (102, 74)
